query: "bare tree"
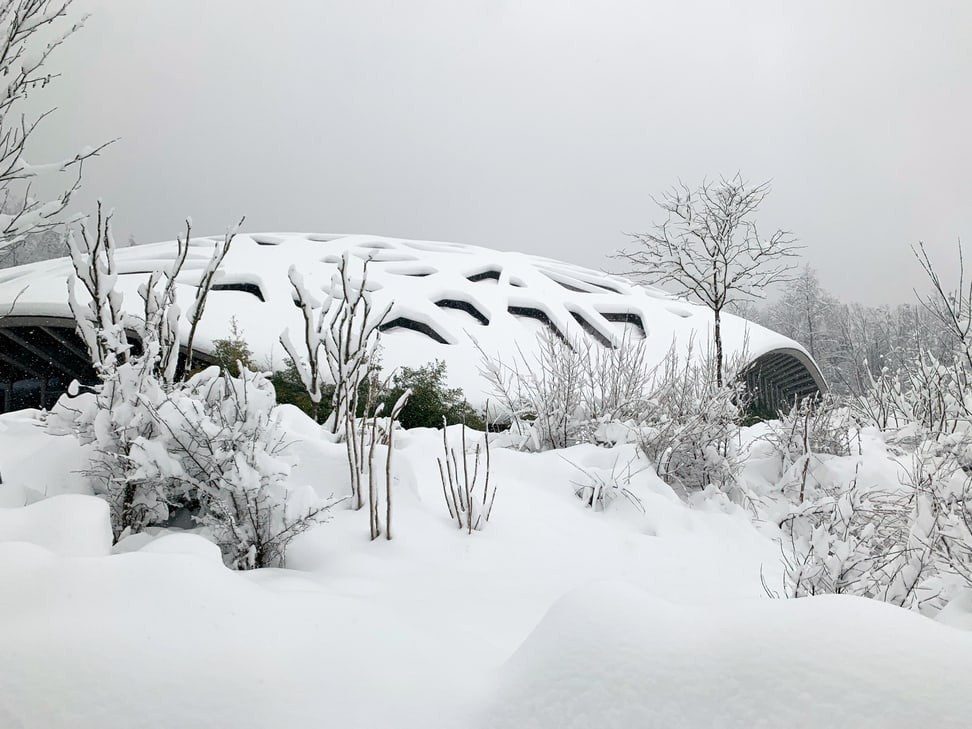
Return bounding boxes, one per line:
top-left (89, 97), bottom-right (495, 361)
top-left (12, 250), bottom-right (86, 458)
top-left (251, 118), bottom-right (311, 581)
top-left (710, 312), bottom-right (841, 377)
top-left (760, 264), bottom-right (842, 388)
top-left (282, 252), bottom-right (390, 513)
top-left (0, 222), bottom-right (67, 268)
top-left (615, 175), bottom-right (799, 386)
top-left (913, 239), bottom-right (972, 372)
top-left (0, 1), bottom-right (112, 258)
top-left (66, 202), bottom-right (128, 373)
top-left (183, 217), bottom-right (244, 373)
top-left (767, 265), bottom-right (832, 361)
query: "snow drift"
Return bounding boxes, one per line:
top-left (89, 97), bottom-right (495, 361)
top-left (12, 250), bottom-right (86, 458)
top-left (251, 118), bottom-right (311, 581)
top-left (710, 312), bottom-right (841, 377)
top-left (481, 580), bottom-right (972, 729)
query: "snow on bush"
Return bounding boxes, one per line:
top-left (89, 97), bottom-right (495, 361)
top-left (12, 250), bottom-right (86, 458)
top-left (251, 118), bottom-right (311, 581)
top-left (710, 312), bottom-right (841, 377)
top-left (564, 450), bottom-right (648, 513)
top-left (635, 338), bottom-right (746, 494)
top-left (53, 361), bottom-right (339, 568)
top-left (477, 327), bottom-right (744, 494)
top-left (137, 366), bottom-right (339, 568)
top-left (437, 421), bottom-right (496, 532)
top-left (477, 328), bottom-right (655, 451)
top-left (761, 369), bottom-right (972, 612)
top-left (282, 251), bottom-right (388, 513)
top-left (755, 243), bottom-right (972, 614)
top-left (53, 208), bottom-right (335, 567)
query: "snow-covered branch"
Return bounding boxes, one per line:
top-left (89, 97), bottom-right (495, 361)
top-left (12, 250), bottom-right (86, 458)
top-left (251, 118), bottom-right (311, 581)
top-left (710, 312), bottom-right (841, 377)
top-left (0, 0), bottom-right (113, 254)
top-left (615, 174), bottom-right (800, 386)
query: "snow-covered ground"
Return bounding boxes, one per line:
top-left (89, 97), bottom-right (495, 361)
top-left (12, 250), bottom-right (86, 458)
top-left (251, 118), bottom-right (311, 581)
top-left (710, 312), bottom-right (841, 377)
top-left (1, 406), bottom-right (971, 728)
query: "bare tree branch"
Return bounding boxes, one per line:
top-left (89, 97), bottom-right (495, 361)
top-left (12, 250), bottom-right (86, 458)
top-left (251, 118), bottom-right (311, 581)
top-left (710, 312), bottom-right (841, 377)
top-left (0, 1), bottom-right (113, 252)
top-left (615, 174), bottom-right (800, 385)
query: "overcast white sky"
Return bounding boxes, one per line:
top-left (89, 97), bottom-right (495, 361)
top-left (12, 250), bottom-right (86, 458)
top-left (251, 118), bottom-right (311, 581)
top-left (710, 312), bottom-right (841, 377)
top-left (28, 0), bottom-right (972, 305)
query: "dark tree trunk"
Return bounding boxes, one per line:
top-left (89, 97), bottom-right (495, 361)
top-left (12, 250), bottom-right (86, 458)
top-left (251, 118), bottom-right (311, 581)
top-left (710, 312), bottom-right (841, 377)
top-left (714, 307), bottom-right (724, 388)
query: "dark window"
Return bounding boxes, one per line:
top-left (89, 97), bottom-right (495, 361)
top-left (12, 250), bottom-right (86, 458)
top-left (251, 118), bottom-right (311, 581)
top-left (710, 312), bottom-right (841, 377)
top-left (467, 269), bottom-right (501, 283)
top-left (508, 306), bottom-right (567, 343)
top-left (379, 317), bottom-right (450, 344)
top-left (600, 312), bottom-right (646, 339)
top-left (435, 299), bottom-right (489, 326)
top-left (211, 282), bottom-right (265, 302)
top-left (569, 311), bottom-right (612, 347)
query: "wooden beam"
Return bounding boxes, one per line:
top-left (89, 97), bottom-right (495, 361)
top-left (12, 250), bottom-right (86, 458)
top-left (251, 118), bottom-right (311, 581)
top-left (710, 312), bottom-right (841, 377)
top-left (0, 349), bottom-right (32, 377)
top-left (38, 326), bottom-right (90, 365)
top-left (0, 329), bottom-right (79, 379)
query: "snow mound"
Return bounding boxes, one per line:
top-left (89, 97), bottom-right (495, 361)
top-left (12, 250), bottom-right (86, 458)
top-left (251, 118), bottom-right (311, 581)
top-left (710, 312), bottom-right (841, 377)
top-left (0, 494), bottom-right (111, 557)
top-left (0, 545), bottom-right (466, 729)
top-left (137, 532), bottom-right (224, 564)
top-left (0, 409), bottom-right (92, 500)
top-left (937, 591), bottom-right (972, 630)
top-left (481, 581), bottom-right (972, 729)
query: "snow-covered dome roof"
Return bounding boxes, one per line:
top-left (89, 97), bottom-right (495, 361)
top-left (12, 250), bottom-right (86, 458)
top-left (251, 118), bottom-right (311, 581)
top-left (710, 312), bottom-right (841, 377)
top-left (0, 233), bottom-right (824, 413)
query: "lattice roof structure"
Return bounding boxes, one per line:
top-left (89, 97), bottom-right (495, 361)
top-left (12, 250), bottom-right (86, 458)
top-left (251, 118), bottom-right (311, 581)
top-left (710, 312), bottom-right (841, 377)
top-left (0, 233), bottom-right (825, 414)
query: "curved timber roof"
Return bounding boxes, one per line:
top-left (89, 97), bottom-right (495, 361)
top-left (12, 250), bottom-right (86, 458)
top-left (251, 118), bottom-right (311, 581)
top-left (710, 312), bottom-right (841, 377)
top-left (0, 233), bottom-right (825, 413)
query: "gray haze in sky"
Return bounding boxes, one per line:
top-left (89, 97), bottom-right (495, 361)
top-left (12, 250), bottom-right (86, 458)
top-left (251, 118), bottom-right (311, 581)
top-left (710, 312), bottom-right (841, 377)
top-left (28, 0), bottom-right (972, 305)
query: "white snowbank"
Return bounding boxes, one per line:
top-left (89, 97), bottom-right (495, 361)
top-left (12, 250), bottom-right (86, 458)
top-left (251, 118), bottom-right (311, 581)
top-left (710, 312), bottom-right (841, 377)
top-left (0, 409), bottom-right (92, 503)
top-left (481, 580), bottom-right (972, 729)
top-left (937, 590), bottom-right (972, 630)
top-left (0, 494), bottom-right (111, 557)
top-left (137, 532), bottom-right (224, 564)
top-left (0, 541), bottom-right (469, 729)
top-left (1, 406), bottom-right (969, 727)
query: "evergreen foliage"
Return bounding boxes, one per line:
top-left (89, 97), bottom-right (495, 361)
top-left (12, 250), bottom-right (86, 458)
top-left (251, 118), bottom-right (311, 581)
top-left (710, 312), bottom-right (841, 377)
top-left (273, 357), bottom-right (481, 430)
top-left (381, 360), bottom-right (483, 430)
top-left (211, 318), bottom-right (254, 377)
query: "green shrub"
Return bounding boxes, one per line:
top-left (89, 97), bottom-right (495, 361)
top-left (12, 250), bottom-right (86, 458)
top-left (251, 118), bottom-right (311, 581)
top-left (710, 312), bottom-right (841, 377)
top-left (271, 357), bottom-right (481, 430)
top-left (270, 360), bottom-right (332, 421)
top-left (270, 360), bottom-right (379, 425)
top-left (211, 318), bottom-right (253, 377)
top-left (380, 360), bottom-right (484, 430)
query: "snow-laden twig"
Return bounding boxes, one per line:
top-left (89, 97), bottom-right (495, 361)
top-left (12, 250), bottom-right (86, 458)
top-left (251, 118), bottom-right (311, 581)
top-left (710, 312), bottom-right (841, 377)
top-left (0, 1), bottom-right (114, 252)
top-left (437, 414), bottom-right (496, 534)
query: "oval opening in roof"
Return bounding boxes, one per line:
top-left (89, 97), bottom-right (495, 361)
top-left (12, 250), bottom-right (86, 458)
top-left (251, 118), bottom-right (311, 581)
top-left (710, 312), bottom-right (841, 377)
top-left (251, 234), bottom-right (284, 246)
top-left (467, 269), bottom-right (501, 283)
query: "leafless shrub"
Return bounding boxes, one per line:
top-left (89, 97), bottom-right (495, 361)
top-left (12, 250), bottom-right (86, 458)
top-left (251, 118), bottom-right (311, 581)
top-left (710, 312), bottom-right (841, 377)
top-left (475, 327), bottom-right (654, 451)
top-left (62, 207), bottom-right (250, 535)
top-left (636, 337), bottom-right (747, 494)
top-left (282, 252), bottom-right (390, 511)
top-left (853, 353), bottom-right (972, 441)
top-left (762, 394), bottom-right (852, 502)
top-left (775, 443), bottom-right (972, 612)
top-left (142, 367), bottom-right (341, 569)
top-left (437, 418), bottom-right (496, 534)
top-left (66, 202), bottom-right (128, 373)
top-left (366, 388), bottom-right (410, 541)
top-left (563, 453), bottom-right (647, 513)
top-left (0, 0), bottom-right (114, 259)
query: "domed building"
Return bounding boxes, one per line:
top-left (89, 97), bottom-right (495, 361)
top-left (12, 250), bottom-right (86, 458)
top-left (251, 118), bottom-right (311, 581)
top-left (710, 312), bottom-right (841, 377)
top-left (0, 233), bottom-right (825, 414)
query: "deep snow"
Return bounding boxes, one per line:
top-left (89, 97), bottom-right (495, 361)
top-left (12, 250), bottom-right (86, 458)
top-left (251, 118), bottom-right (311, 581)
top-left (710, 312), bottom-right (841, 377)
top-left (1, 407), bottom-right (971, 728)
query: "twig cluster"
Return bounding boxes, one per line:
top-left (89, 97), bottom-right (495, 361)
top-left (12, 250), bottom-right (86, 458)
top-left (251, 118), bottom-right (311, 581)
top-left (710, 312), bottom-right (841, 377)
top-left (0, 1), bottom-right (114, 254)
top-left (476, 327), bottom-right (654, 451)
top-left (437, 417), bottom-right (496, 534)
top-left (615, 174), bottom-right (799, 386)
